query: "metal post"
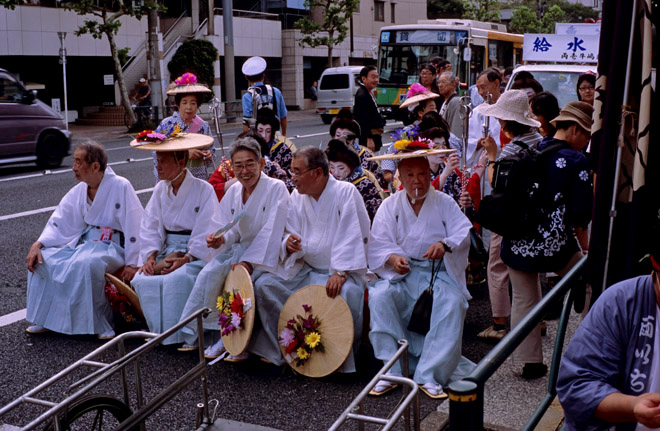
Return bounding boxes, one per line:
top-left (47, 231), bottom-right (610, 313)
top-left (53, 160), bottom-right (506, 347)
top-left (58, 32), bottom-right (68, 130)
top-left (222, 0), bottom-right (236, 101)
top-left (448, 380), bottom-right (481, 431)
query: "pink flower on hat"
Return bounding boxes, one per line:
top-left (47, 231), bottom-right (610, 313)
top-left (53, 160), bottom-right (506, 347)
top-left (175, 73), bottom-right (198, 86)
top-left (406, 83), bottom-right (427, 98)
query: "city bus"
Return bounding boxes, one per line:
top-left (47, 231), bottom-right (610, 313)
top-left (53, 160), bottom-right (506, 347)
top-left (376, 19), bottom-right (523, 118)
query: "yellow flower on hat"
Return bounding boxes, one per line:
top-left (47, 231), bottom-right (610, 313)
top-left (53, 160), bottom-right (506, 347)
top-left (305, 332), bottom-right (321, 348)
top-left (394, 140), bottom-right (411, 150)
top-left (297, 347), bottom-right (309, 360)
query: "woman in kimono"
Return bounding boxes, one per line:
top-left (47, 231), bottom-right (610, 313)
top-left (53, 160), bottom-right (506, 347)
top-left (131, 135), bottom-right (223, 346)
top-left (325, 139), bottom-right (382, 221)
top-left (151, 73), bottom-right (215, 181)
top-left (255, 107), bottom-right (296, 175)
top-left (180, 136), bottom-right (290, 360)
top-left (25, 141), bottom-right (143, 339)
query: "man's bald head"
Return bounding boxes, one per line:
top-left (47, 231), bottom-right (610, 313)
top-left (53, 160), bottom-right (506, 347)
top-left (398, 157), bottom-right (431, 201)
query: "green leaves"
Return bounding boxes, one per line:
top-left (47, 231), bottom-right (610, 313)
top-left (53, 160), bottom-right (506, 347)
top-left (509, 3), bottom-right (567, 34)
top-left (294, 0), bottom-right (359, 49)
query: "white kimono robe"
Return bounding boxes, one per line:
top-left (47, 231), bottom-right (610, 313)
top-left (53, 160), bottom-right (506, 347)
top-left (368, 189), bottom-right (475, 386)
top-left (249, 176), bottom-right (370, 372)
top-left (26, 167), bottom-right (144, 335)
top-left (132, 170), bottom-right (222, 344)
top-left (466, 110), bottom-right (501, 167)
top-left (181, 173), bottom-right (289, 344)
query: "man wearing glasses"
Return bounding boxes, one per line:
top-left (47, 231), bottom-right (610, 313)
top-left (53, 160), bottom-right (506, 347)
top-left (248, 147), bottom-right (371, 371)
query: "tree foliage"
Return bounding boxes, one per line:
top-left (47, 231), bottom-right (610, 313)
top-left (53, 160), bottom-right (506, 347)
top-left (504, 0), bottom-right (598, 23)
top-left (294, 0), bottom-right (360, 68)
top-left (167, 39), bottom-right (219, 90)
top-left (509, 3), bottom-right (566, 34)
top-left (462, 0), bottom-right (501, 22)
top-left (428, 0), bottom-right (465, 19)
top-left (541, 4), bottom-right (566, 32)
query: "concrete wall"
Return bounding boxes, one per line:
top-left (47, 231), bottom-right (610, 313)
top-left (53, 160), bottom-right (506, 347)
top-left (0, 5), bottom-right (148, 57)
top-left (352, 0), bottom-right (427, 37)
top-left (207, 16), bottom-right (282, 57)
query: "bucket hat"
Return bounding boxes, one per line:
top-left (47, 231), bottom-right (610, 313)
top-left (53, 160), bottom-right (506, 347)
top-left (474, 89), bottom-right (541, 128)
top-left (550, 101), bottom-right (594, 133)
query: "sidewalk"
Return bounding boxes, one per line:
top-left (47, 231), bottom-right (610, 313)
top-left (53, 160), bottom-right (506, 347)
top-left (68, 108), bottom-right (320, 143)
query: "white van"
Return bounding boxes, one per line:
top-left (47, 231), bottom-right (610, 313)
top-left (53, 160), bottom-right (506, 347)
top-left (505, 64), bottom-right (595, 108)
top-left (316, 66), bottom-right (363, 124)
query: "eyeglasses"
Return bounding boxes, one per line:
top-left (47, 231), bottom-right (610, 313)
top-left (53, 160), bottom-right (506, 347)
top-left (437, 80), bottom-right (453, 85)
top-left (288, 167), bottom-right (316, 178)
top-left (578, 86), bottom-right (595, 91)
top-left (233, 161), bottom-right (258, 172)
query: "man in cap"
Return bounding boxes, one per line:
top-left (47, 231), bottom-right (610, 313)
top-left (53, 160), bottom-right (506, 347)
top-left (557, 217), bottom-right (660, 430)
top-left (242, 56), bottom-right (288, 136)
top-left (367, 147), bottom-right (474, 399)
top-left (247, 147), bottom-right (370, 371)
top-left (496, 101), bottom-right (594, 378)
top-left (136, 77), bottom-right (152, 121)
top-left (25, 141), bottom-right (144, 339)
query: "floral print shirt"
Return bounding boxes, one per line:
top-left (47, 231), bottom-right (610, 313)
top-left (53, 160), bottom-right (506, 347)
top-left (501, 137), bottom-right (593, 273)
top-left (268, 137), bottom-right (294, 176)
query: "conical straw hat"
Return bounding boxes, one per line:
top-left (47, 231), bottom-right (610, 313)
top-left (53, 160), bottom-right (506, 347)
top-left (367, 148), bottom-right (455, 161)
top-left (278, 284), bottom-right (353, 378)
top-left (221, 265), bottom-right (256, 356)
top-left (130, 133), bottom-right (213, 151)
top-left (105, 273), bottom-right (145, 321)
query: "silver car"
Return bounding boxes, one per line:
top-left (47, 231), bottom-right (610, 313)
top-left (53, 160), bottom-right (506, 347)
top-left (0, 68), bottom-right (71, 169)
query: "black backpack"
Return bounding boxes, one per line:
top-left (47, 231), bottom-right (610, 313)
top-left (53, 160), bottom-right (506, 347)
top-left (474, 140), bottom-right (564, 240)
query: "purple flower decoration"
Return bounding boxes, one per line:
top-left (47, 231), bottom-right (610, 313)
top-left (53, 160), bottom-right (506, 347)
top-left (218, 314), bottom-right (229, 327)
top-left (146, 132), bottom-right (166, 141)
top-left (279, 328), bottom-right (295, 347)
top-left (221, 324), bottom-right (235, 336)
top-left (302, 304), bottom-right (312, 313)
top-left (231, 312), bottom-right (242, 328)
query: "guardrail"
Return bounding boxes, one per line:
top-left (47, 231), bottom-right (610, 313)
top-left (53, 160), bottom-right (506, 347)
top-left (447, 255), bottom-right (587, 430)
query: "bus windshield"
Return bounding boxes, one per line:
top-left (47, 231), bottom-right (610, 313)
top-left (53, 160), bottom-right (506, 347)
top-left (378, 44), bottom-right (460, 86)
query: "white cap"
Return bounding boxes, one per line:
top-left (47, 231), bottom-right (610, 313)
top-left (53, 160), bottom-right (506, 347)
top-left (139, 78), bottom-right (146, 83)
top-left (242, 57), bottom-right (267, 76)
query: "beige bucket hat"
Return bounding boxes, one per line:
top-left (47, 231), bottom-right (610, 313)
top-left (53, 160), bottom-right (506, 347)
top-left (474, 89), bottom-right (541, 128)
top-left (550, 101), bottom-right (594, 133)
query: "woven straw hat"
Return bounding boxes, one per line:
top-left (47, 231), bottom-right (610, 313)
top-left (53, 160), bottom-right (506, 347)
top-left (166, 73), bottom-right (212, 96)
top-left (550, 101), bottom-right (594, 132)
top-left (221, 265), bottom-right (256, 356)
top-left (367, 147), bottom-right (455, 161)
top-left (474, 89), bottom-right (541, 128)
top-left (105, 273), bottom-right (145, 321)
top-left (278, 284), bottom-right (353, 378)
top-left (400, 92), bottom-right (439, 110)
top-left (130, 133), bottom-right (213, 151)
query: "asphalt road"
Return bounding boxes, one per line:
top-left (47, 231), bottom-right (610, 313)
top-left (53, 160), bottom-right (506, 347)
top-left (0, 115), bottom-right (497, 430)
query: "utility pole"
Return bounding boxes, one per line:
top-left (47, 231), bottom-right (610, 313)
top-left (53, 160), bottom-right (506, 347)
top-left (57, 32), bottom-right (69, 130)
top-left (147, 8), bottom-right (164, 121)
top-left (222, 0), bottom-right (236, 102)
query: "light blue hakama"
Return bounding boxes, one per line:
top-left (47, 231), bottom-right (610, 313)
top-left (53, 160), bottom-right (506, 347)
top-left (26, 227), bottom-right (124, 335)
top-left (131, 233), bottom-right (204, 345)
top-left (368, 259), bottom-right (475, 386)
top-left (180, 243), bottom-right (252, 345)
top-left (248, 263), bottom-right (364, 373)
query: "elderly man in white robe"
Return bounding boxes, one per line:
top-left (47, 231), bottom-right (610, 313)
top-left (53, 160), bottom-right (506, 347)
top-left (180, 136), bottom-right (289, 360)
top-left (26, 141), bottom-right (143, 339)
top-left (368, 154), bottom-right (474, 399)
top-left (131, 145), bottom-right (222, 346)
top-left (247, 147), bottom-right (371, 372)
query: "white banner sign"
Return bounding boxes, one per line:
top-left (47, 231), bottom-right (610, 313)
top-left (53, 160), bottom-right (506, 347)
top-left (555, 23), bottom-right (601, 36)
top-left (523, 34), bottom-right (599, 63)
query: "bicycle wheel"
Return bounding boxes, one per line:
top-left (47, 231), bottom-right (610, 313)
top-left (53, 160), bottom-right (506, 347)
top-left (43, 394), bottom-right (137, 431)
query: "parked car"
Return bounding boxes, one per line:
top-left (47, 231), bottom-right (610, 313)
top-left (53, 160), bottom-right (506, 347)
top-left (505, 64), bottom-right (595, 108)
top-left (316, 66), bottom-right (363, 124)
top-left (0, 68), bottom-right (71, 169)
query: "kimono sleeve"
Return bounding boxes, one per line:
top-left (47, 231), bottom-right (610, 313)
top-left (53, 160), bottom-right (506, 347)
top-left (188, 185), bottom-right (222, 263)
top-left (279, 193), bottom-right (306, 276)
top-left (38, 185), bottom-right (87, 248)
top-left (329, 185), bottom-right (371, 275)
top-left (368, 197), bottom-right (406, 280)
top-left (557, 286), bottom-right (632, 431)
top-left (115, 179), bottom-right (144, 266)
top-left (139, 187), bottom-right (166, 266)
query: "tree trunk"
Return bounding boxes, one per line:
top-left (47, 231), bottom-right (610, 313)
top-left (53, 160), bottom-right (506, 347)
top-left (327, 30), bottom-right (334, 69)
top-left (107, 26), bottom-right (136, 126)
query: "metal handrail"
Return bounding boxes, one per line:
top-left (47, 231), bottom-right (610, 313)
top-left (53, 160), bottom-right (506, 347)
top-left (329, 339), bottom-right (421, 431)
top-left (0, 308), bottom-right (212, 431)
top-left (212, 7), bottom-right (280, 20)
top-left (447, 256), bottom-right (587, 430)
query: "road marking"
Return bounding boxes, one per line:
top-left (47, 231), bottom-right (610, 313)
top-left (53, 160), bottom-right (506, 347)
top-left (0, 187), bottom-right (154, 222)
top-left (0, 308), bottom-right (26, 328)
top-left (0, 158), bottom-right (153, 183)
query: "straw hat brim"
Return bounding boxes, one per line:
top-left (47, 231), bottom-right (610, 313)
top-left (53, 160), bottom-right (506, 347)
top-left (105, 273), bottom-right (145, 321)
top-left (367, 148), bottom-right (455, 161)
top-left (399, 92), bottom-right (439, 109)
top-left (166, 84), bottom-right (212, 95)
top-left (278, 284), bottom-right (353, 378)
top-left (130, 133), bottom-right (213, 151)
top-left (473, 102), bottom-right (541, 128)
top-left (221, 265), bottom-right (256, 356)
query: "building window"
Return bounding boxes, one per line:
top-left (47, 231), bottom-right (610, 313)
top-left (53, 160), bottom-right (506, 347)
top-left (374, 1), bottom-right (385, 21)
top-left (390, 3), bottom-right (395, 23)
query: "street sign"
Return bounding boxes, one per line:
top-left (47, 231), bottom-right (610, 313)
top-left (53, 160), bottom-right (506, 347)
top-left (103, 75), bottom-right (114, 85)
top-left (523, 34), bottom-right (598, 63)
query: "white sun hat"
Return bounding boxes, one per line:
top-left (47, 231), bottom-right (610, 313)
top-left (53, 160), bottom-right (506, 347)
top-left (473, 89), bottom-right (541, 128)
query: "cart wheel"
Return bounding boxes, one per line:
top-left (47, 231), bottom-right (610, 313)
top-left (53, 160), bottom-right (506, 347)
top-left (43, 394), bottom-right (137, 431)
